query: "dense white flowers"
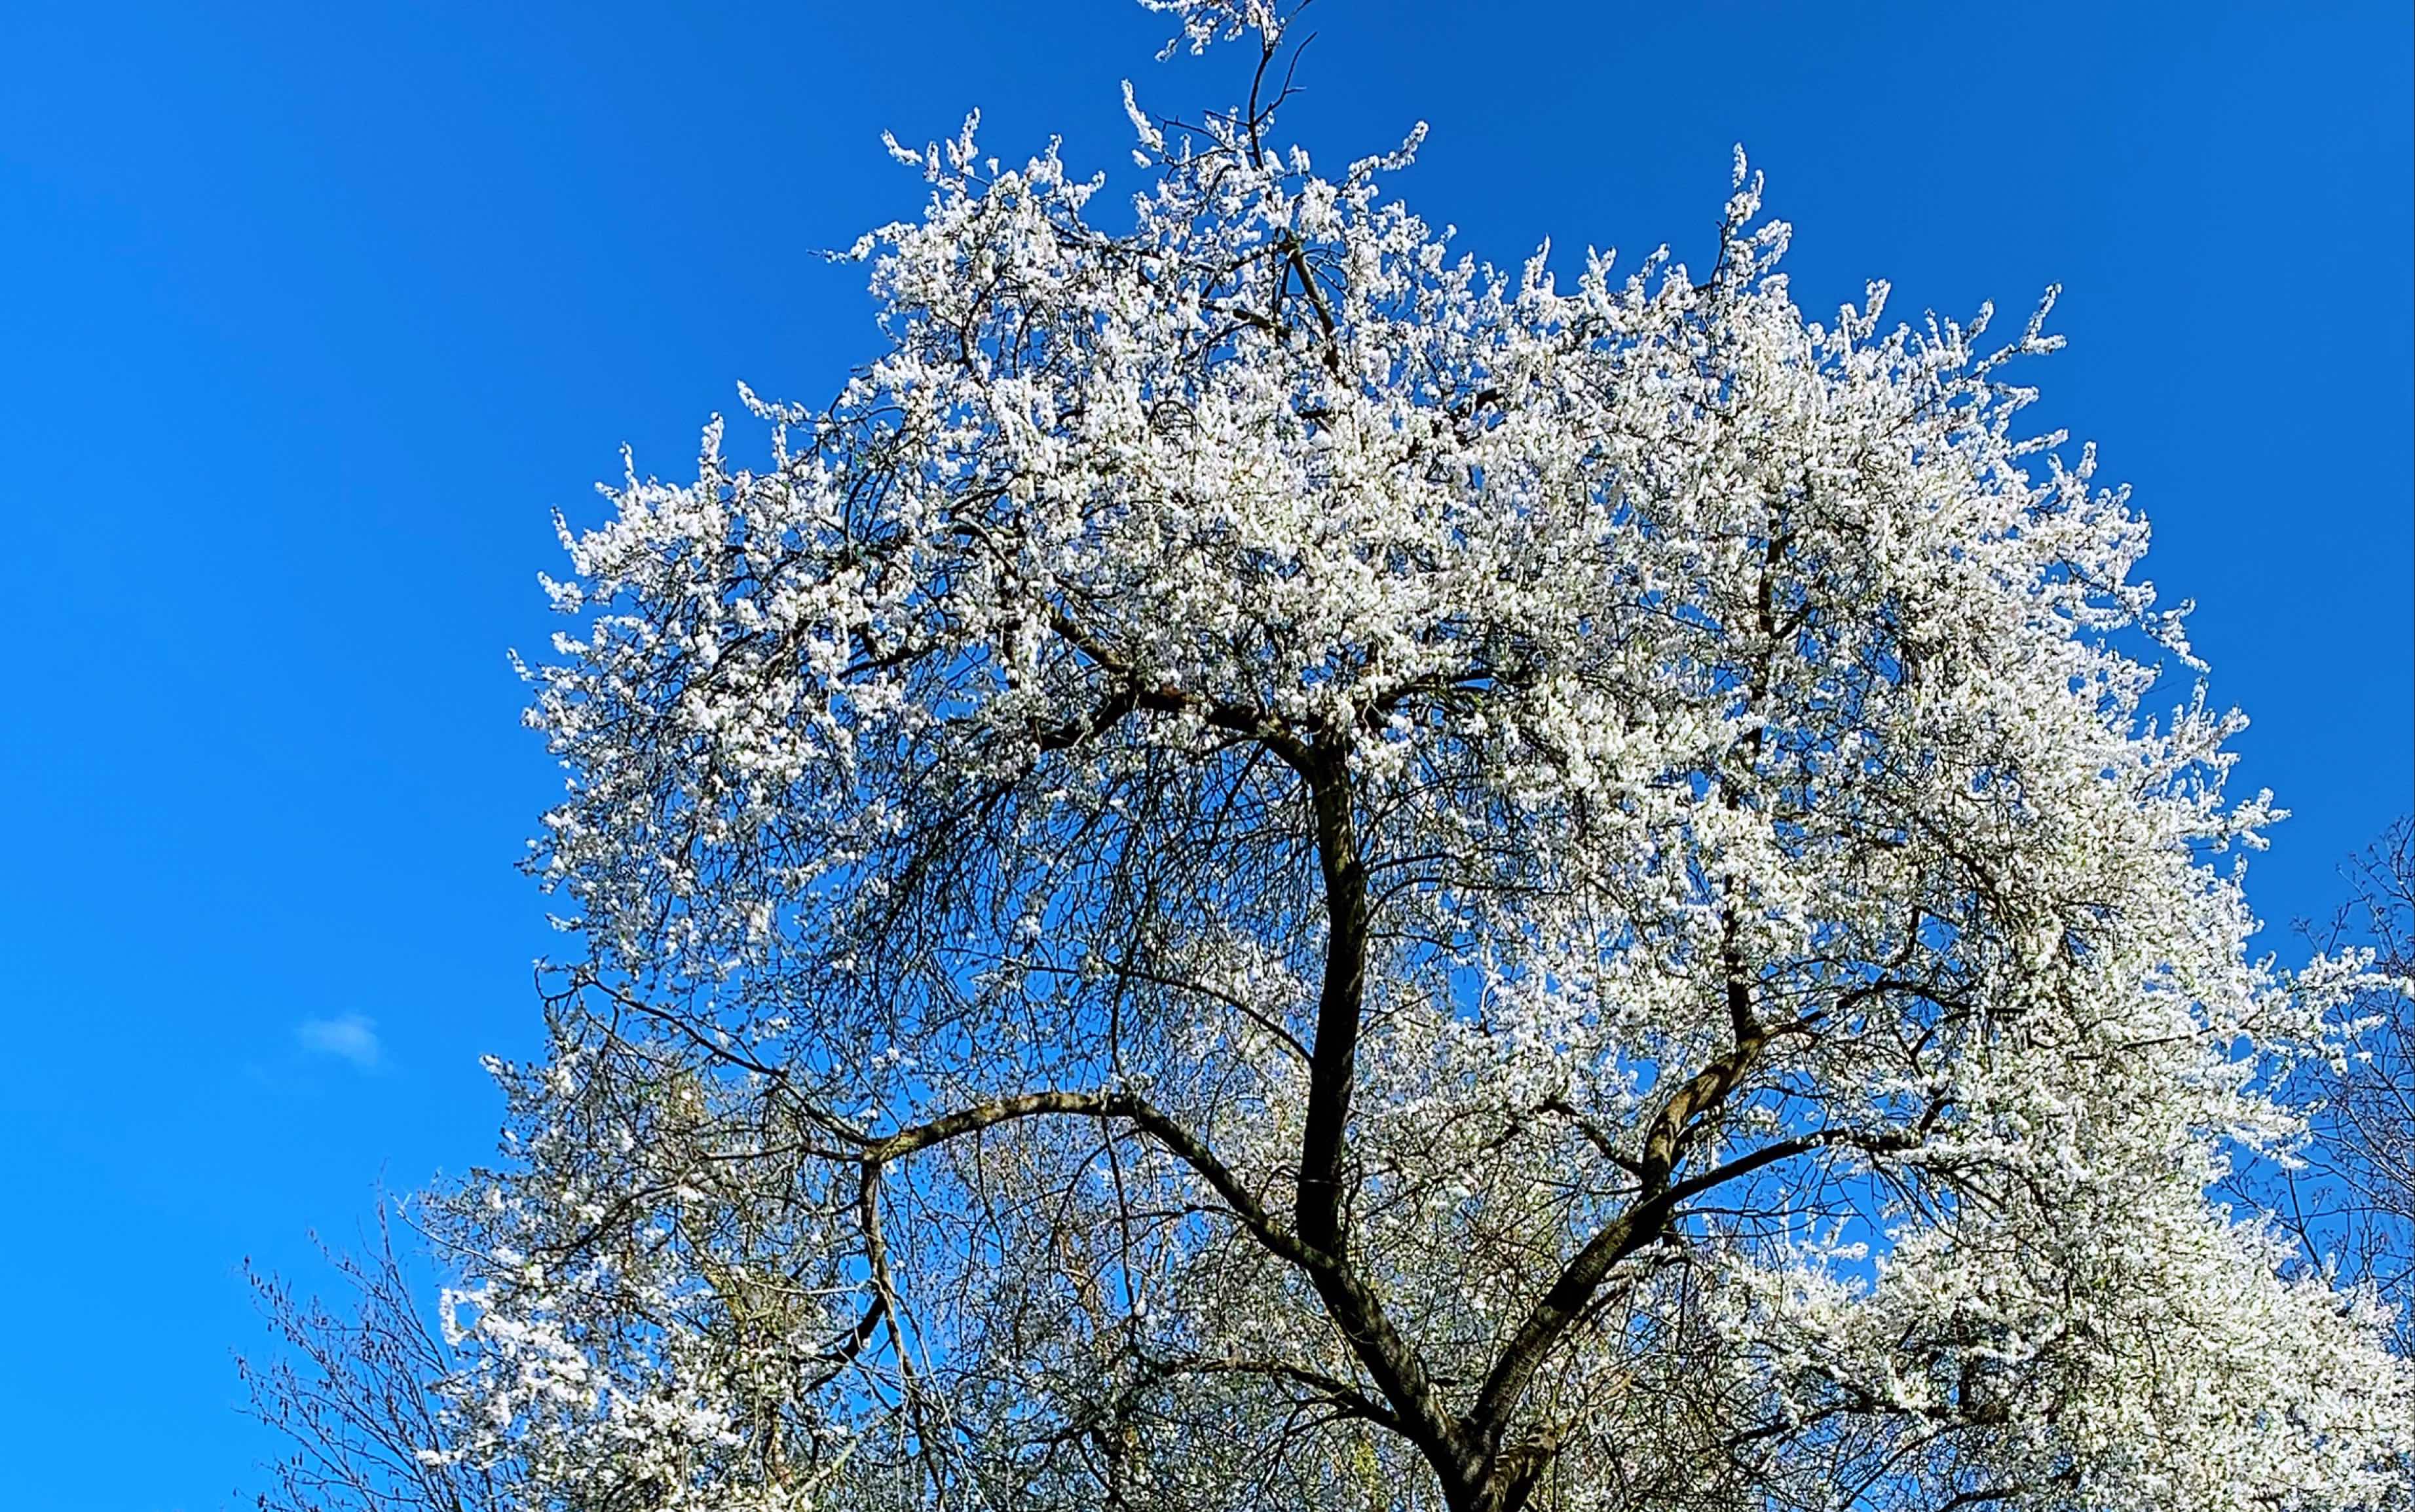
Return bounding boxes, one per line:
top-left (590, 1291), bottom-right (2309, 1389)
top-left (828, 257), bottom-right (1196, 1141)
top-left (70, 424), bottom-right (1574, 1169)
top-left (410, 6), bottom-right (2415, 1509)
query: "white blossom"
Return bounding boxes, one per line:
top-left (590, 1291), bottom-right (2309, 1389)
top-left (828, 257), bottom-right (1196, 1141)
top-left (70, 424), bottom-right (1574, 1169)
top-left (405, 5), bottom-right (2415, 1509)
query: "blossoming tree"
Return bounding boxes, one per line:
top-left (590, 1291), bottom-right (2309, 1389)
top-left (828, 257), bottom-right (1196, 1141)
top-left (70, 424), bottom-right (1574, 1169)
top-left (252, 4), bottom-right (2412, 1509)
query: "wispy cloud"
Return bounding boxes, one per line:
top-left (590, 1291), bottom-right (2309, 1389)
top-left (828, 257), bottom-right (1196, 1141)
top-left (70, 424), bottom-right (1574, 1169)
top-left (296, 1012), bottom-right (383, 1070)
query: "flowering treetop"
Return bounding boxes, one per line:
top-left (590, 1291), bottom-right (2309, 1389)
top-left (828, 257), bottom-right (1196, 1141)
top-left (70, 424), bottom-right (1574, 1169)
top-left (370, 5), bottom-right (2415, 1509)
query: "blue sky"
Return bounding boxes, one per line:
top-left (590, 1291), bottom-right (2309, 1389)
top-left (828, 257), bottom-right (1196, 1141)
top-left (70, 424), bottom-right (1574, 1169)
top-left (0, 3), bottom-right (2405, 1505)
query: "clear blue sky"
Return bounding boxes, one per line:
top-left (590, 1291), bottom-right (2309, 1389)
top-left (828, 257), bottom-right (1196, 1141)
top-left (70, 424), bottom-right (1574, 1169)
top-left (0, 3), bottom-right (2405, 1504)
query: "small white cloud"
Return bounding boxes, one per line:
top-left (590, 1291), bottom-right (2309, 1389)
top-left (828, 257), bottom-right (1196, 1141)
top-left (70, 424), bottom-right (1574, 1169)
top-left (297, 1013), bottom-right (383, 1070)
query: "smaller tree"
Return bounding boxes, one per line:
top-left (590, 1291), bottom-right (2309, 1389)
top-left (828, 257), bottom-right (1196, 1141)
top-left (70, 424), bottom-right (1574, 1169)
top-left (242, 1209), bottom-right (501, 1512)
top-left (2239, 821), bottom-right (2415, 1355)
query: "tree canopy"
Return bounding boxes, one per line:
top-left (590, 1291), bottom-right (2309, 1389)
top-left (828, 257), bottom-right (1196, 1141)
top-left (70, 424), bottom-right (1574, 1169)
top-left (252, 5), bottom-right (2414, 1509)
